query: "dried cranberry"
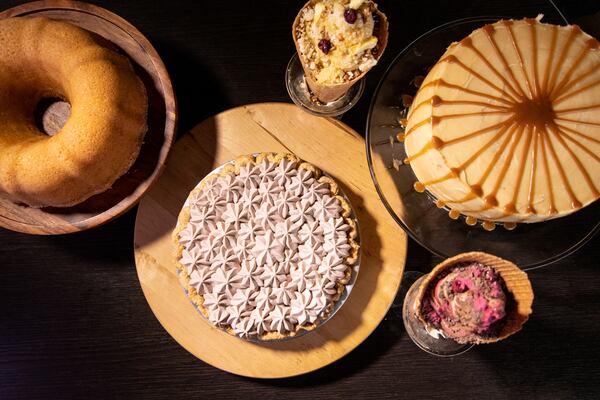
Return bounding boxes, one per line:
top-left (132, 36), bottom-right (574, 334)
top-left (318, 39), bottom-right (331, 54)
top-left (344, 8), bottom-right (357, 24)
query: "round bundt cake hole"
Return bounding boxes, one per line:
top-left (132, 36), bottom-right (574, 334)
top-left (34, 98), bottom-right (71, 136)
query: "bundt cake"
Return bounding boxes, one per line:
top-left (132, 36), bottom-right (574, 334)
top-left (0, 17), bottom-right (148, 208)
top-left (401, 18), bottom-right (600, 227)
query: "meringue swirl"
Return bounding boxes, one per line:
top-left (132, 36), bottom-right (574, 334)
top-left (175, 153), bottom-right (359, 340)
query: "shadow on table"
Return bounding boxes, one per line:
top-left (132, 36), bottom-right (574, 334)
top-left (250, 306), bottom-right (407, 386)
top-left (152, 38), bottom-right (232, 136)
top-left (474, 278), bottom-right (600, 396)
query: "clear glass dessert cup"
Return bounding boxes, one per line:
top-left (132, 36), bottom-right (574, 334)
top-left (175, 155), bottom-right (362, 343)
top-left (402, 272), bottom-right (474, 357)
top-left (285, 53), bottom-right (365, 118)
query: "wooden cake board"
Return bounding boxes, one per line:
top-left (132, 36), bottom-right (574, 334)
top-left (134, 103), bottom-right (407, 378)
top-left (0, 0), bottom-right (176, 234)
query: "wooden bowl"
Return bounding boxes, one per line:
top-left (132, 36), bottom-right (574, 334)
top-left (0, 0), bottom-right (177, 234)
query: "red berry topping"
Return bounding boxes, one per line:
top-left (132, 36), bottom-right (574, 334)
top-left (318, 39), bottom-right (331, 54)
top-left (344, 9), bottom-right (357, 24)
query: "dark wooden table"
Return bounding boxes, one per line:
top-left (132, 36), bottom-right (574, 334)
top-left (1, 0), bottom-right (599, 398)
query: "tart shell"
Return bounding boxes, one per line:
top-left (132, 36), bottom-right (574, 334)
top-left (173, 152), bottom-right (360, 341)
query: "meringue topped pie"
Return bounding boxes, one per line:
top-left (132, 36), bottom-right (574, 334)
top-left (401, 18), bottom-right (600, 229)
top-left (174, 153), bottom-right (359, 340)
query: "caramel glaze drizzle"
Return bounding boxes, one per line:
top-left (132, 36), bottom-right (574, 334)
top-left (400, 19), bottom-right (600, 229)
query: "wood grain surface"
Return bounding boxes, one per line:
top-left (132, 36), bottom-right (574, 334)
top-left (0, 0), bottom-right (599, 399)
top-left (134, 103), bottom-right (407, 378)
top-left (0, 0), bottom-right (176, 234)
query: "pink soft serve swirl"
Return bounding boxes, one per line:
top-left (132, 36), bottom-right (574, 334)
top-left (426, 263), bottom-right (506, 340)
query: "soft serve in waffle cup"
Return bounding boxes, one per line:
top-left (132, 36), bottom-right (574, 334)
top-left (414, 252), bottom-right (534, 345)
top-left (293, 0), bottom-right (388, 103)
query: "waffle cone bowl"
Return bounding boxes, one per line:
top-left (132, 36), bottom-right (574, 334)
top-left (415, 252), bottom-right (534, 344)
top-left (292, 0), bottom-right (389, 103)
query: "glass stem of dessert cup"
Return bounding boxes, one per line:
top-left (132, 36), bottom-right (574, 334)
top-left (401, 271), bottom-right (474, 357)
top-left (285, 53), bottom-right (365, 119)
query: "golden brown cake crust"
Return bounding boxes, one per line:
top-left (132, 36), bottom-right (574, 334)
top-left (173, 152), bottom-right (360, 341)
top-left (0, 17), bottom-right (148, 208)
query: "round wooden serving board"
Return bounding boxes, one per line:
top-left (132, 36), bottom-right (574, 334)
top-left (134, 103), bottom-right (407, 378)
top-left (0, 0), bottom-right (176, 234)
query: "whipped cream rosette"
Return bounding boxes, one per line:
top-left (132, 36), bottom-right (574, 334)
top-left (173, 153), bottom-right (360, 340)
top-left (415, 252), bottom-right (534, 344)
top-left (293, 0), bottom-right (388, 102)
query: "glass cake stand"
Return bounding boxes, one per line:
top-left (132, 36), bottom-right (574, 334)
top-left (175, 156), bottom-right (362, 342)
top-left (365, 16), bottom-right (599, 270)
